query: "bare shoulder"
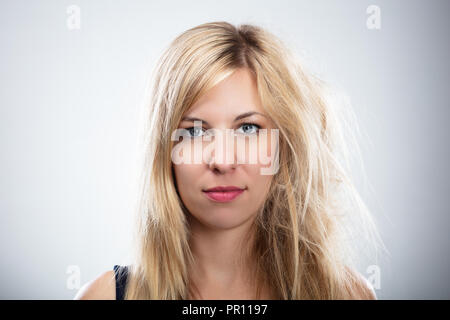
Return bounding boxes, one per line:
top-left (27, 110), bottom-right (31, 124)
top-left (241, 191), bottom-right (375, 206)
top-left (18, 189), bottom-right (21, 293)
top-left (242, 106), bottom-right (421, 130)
top-left (350, 269), bottom-right (377, 300)
top-left (73, 270), bottom-right (116, 300)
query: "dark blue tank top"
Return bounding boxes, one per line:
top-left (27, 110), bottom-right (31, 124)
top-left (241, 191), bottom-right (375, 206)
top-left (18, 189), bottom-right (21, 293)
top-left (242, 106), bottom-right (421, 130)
top-left (113, 265), bottom-right (129, 300)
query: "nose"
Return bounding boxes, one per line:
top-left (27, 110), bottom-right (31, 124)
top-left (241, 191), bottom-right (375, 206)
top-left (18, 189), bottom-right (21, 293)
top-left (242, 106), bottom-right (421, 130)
top-left (206, 129), bottom-right (237, 174)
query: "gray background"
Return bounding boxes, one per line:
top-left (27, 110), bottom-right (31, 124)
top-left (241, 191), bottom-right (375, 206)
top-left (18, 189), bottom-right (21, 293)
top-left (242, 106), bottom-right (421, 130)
top-left (0, 0), bottom-right (448, 299)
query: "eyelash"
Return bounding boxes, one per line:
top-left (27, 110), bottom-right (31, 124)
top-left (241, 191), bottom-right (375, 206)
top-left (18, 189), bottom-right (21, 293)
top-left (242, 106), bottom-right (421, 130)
top-left (185, 123), bottom-right (261, 137)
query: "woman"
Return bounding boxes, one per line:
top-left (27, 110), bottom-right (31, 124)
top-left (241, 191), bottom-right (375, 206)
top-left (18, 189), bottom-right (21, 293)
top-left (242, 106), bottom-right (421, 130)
top-left (75, 21), bottom-right (383, 300)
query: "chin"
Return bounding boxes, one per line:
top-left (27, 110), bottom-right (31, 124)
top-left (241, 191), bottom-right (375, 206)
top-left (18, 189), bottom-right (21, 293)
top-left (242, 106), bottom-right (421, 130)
top-left (192, 210), bottom-right (254, 231)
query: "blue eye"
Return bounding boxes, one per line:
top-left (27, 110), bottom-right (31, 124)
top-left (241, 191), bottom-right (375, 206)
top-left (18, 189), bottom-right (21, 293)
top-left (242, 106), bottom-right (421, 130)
top-left (185, 127), bottom-right (205, 137)
top-left (237, 123), bottom-right (261, 135)
top-left (184, 123), bottom-right (261, 137)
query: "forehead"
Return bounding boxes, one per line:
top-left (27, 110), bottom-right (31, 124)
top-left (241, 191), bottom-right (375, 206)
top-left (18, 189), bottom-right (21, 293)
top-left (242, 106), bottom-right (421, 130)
top-left (186, 68), bottom-right (264, 117)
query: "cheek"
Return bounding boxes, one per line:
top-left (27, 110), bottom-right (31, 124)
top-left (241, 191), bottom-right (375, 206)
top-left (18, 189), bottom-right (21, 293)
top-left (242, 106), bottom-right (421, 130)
top-left (173, 163), bottom-right (201, 195)
top-left (235, 130), bottom-right (278, 168)
top-left (246, 165), bottom-right (273, 204)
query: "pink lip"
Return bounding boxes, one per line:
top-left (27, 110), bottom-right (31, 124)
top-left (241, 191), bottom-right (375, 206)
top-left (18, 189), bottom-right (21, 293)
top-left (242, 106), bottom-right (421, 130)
top-left (202, 186), bottom-right (246, 203)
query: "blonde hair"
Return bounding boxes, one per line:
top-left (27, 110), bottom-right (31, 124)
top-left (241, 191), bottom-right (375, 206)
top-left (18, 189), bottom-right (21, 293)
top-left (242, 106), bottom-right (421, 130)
top-left (124, 21), bottom-right (385, 299)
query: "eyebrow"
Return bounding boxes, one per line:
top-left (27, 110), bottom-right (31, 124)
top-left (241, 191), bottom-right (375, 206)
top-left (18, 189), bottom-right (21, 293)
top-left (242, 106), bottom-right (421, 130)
top-left (181, 111), bottom-right (266, 126)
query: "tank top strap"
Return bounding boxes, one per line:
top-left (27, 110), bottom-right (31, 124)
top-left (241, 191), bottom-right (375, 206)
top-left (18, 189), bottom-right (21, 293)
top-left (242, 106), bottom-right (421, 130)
top-left (113, 264), bottom-right (129, 300)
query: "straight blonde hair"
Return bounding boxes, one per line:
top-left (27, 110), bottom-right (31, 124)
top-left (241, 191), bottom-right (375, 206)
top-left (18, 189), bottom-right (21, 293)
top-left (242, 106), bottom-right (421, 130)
top-left (123, 21), bottom-right (385, 299)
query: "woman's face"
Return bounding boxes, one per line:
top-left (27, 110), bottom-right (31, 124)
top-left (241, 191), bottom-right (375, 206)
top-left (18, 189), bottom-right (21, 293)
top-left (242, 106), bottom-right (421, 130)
top-left (172, 68), bottom-right (278, 230)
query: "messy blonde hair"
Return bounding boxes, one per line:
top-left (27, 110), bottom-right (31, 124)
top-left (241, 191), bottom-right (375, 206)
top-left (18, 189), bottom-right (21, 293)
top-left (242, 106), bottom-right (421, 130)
top-left (123, 21), bottom-right (385, 299)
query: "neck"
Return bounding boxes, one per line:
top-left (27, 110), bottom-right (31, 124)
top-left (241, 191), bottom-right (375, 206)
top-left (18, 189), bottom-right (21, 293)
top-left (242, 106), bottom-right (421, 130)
top-left (187, 214), bottom-right (257, 287)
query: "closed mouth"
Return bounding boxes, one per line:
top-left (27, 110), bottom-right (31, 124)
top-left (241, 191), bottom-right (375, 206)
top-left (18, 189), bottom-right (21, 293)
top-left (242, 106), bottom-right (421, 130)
top-left (203, 186), bottom-right (246, 192)
top-left (202, 186), bottom-right (247, 202)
